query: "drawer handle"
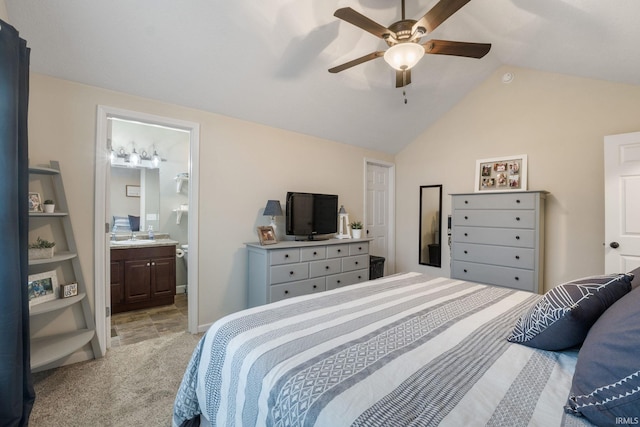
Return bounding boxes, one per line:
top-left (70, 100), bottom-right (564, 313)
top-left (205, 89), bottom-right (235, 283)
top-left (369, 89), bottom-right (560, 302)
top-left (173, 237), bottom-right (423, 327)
top-left (325, 266), bottom-right (330, 270)
top-left (464, 233), bottom-right (468, 237)
top-left (515, 255), bottom-right (520, 260)
top-left (284, 290), bottom-right (289, 294)
top-left (313, 251), bottom-right (317, 255)
top-left (289, 271), bottom-right (294, 276)
top-left (516, 199), bottom-right (521, 204)
top-left (358, 246), bottom-right (362, 250)
top-left (464, 250), bottom-right (468, 254)
top-left (463, 269), bottom-right (468, 273)
top-left (464, 200), bottom-right (468, 204)
top-left (337, 249), bottom-right (342, 253)
top-left (515, 217), bottom-right (521, 221)
top-left (358, 275), bottom-right (362, 279)
top-left (337, 280), bottom-right (341, 284)
top-left (515, 277), bottom-right (520, 281)
top-left (464, 216), bottom-right (469, 220)
top-left (355, 261), bottom-right (359, 265)
top-left (313, 285), bottom-right (317, 289)
top-left (515, 235), bottom-right (520, 240)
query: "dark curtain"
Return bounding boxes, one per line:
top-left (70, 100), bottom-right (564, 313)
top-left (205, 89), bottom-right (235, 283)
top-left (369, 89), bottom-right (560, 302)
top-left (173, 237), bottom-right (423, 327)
top-left (0, 19), bottom-right (34, 427)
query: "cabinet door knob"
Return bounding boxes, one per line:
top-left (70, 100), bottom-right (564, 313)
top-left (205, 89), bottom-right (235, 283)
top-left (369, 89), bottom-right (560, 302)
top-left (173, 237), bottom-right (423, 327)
top-left (285, 254), bottom-right (289, 258)
top-left (358, 275), bottom-right (362, 279)
top-left (284, 290), bottom-right (289, 294)
top-left (464, 216), bottom-right (468, 220)
top-left (515, 277), bottom-right (520, 281)
top-left (358, 247), bottom-right (362, 250)
top-left (289, 271), bottom-right (294, 276)
top-left (313, 251), bottom-right (317, 255)
top-left (464, 200), bottom-right (468, 204)
top-left (515, 217), bottom-right (521, 221)
top-left (463, 269), bottom-right (468, 273)
top-left (337, 249), bottom-right (341, 253)
top-left (325, 265), bottom-right (330, 270)
top-left (146, 262), bottom-right (150, 266)
top-left (355, 261), bottom-right (359, 265)
top-left (337, 280), bottom-right (341, 284)
top-left (515, 235), bottom-right (520, 240)
top-left (610, 242), bottom-right (620, 249)
top-left (313, 285), bottom-right (317, 289)
top-left (515, 255), bottom-right (520, 260)
top-left (152, 262), bottom-right (156, 266)
top-left (464, 233), bottom-right (468, 237)
top-left (464, 250), bottom-right (468, 254)
top-left (516, 199), bottom-right (521, 204)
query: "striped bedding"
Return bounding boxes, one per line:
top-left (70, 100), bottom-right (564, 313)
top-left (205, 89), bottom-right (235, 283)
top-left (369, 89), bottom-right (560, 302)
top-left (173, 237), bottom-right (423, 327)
top-left (173, 272), bottom-right (593, 427)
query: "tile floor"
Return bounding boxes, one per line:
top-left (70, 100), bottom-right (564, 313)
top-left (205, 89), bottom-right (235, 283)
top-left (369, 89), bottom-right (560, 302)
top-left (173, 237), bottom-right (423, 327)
top-left (110, 293), bottom-right (188, 347)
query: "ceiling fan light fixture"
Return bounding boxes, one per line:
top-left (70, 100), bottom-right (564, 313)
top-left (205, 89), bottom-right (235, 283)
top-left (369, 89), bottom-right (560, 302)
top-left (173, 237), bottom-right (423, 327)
top-left (383, 42), bottom-right (424, 71)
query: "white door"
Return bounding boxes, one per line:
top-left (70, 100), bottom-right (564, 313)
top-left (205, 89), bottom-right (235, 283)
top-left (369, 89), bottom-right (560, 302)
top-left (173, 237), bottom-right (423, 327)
top-left (365, 160), bottom-right (395, 275)
top-left (604, 132), bottom-right (640, 274)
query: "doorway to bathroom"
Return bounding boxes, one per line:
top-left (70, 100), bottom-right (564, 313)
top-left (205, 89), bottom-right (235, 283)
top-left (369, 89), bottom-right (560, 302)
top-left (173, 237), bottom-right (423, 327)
top-left (94, 106), bottom-right (200, 354)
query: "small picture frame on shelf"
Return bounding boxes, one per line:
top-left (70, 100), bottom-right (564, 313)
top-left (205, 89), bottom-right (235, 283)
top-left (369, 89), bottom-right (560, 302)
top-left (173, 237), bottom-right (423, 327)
top-left (257, 226), bottom-right (277, 245)
top-left (29, 192), bottom-right (43, 212)
top-left (28, 270), bottom-right (58, 307)
top-left (474, 154), bottom-right (528, 193)
top-left (60, 282), bottom-right (78, 298)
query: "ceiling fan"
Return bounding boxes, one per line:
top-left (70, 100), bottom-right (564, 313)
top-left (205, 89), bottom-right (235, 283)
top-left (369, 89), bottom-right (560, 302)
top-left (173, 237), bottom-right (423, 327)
top-left (328, 0), bottom-right (491, 88)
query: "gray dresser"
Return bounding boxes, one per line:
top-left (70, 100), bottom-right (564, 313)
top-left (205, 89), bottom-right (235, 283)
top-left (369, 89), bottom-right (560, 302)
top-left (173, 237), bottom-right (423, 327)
top-left (450, 191), bottom-right (547, 293)
top-left (246, 239), bottom-right (371, 307)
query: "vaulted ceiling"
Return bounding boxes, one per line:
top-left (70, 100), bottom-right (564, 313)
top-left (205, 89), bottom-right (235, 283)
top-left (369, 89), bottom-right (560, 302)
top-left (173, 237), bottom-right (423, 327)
top-left (6, 0), bottom-right (640, 154)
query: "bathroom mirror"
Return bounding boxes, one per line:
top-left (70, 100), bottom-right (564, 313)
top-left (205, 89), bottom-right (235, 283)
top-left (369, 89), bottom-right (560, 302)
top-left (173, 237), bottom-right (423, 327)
top-left (419, 185), bottom-right (442, 267)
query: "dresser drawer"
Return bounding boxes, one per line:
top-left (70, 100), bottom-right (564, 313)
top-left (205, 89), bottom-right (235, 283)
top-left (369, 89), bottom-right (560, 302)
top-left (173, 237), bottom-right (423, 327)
top-left (342, 254), bottom-right (369, 272)
top-left (270, 278), bottom-right (326, 302)
top-left (309, 258), bottom-right (342, 278)
top-left (327, 244), bottom-right (350, 258)
top-left (453, 193), bottom-right (535, 210)
top-left (270, 263), bottom-right (309, 284)
top-left (452, 243), bottom-right (535, 269)
top-left (300, 247), bottom-right (326, 262)
top-left (326, 269), bottom-right (369, 290)
top-left (349, 242), bottom-right (369, 256)
top-left (453, 210), bottom-right (535, 229)
top-left (269, 248), bottom-right (300, 265)
top-left (452, 261), bottom-right (535, 292)
top-left (453, 226), bottom-right (535, 248)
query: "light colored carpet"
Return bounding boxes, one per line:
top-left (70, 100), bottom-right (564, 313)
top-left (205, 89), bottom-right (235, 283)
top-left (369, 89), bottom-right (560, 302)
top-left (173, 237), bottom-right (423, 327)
top-left (30, 331), bottom-right (202, 427)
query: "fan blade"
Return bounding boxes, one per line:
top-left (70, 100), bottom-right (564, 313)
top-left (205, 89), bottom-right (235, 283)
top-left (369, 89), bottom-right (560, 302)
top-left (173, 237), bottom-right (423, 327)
top-left (395, 69), bottom-right (412, 88)
top-left (424, 39), bottom-right (491, 58)
top-left (328, 51), bottom-right (385, 73)
top-left (412, 0), bottom-right (471, 34)
top-left (334, 7), bottom-right (394, 40)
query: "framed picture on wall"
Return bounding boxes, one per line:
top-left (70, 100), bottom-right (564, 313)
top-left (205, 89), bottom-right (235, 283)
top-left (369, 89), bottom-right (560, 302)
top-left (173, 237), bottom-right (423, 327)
top-left (474, 155), bottom-right (528, 193)
top-left (126, 185), bottom-right (141, 197)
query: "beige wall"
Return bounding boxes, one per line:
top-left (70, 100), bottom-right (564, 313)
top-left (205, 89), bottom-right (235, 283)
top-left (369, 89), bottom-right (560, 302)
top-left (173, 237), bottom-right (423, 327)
top-left (0, 0), bottom-right (7, 22)
top-left (396, 66), bottom-right (640, 292)
top-left (27, 73), bottom-right (393, 330)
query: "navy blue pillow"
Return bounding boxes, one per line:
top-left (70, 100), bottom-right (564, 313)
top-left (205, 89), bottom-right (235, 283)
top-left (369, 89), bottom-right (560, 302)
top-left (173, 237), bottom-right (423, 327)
top-left (565, 285), bottom-right (640, 425)
top-left (128, 215), bottom-right (140, 232)
top-left (507, 273), bottom-right (633, 350)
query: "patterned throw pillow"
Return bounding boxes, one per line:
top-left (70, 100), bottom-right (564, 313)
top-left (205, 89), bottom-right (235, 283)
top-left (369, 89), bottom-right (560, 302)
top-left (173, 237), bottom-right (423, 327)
top-left (112, 215), bottom-right (131, 232)
top-left (565, 285), bottom-right (640, 425)
top-left (507, 273), bottom-right (633, 350)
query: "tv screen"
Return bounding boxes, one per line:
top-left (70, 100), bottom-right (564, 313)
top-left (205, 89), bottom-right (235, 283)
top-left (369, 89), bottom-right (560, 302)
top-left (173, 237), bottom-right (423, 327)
top-left (286, 192), bottom-right (338, 239)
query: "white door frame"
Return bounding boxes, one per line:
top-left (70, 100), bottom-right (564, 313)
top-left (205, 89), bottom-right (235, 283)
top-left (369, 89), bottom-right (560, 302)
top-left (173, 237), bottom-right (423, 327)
top-left (364, 158), bottom-right (396, 274)
top-left (94, 105), bottom-right (200, 355)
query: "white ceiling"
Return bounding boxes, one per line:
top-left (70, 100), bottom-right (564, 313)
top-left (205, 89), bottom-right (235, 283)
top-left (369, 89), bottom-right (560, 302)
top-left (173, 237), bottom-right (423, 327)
top-left (6, 0), bottom-right (640, 154)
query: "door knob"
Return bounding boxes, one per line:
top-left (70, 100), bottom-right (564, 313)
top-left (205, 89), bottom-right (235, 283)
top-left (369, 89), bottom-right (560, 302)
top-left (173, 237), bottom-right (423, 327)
top-left (610, 242), bottom-right (620, 249)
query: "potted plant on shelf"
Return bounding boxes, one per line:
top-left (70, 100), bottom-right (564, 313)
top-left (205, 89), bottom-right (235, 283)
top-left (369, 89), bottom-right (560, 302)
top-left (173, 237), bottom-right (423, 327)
top-left (28, 236), bottom-right (56, 260)
top-left (350, 221), bottom-right (363, 239)
top-left (43, 199), bottom-right (55, 213)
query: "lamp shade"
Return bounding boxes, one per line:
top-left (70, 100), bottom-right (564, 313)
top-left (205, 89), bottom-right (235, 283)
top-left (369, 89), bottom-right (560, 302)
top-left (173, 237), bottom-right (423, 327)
top-left (263, 200), bottom-right (283, 217)
top-left (383, 42), bottom-right (425, 71)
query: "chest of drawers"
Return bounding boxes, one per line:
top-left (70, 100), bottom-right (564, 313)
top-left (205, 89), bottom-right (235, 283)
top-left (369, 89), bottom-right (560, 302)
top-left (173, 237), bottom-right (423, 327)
top-left (450, 191), bottom-right (547, 293)
top-left (246, 239), bottom-right (371, 307)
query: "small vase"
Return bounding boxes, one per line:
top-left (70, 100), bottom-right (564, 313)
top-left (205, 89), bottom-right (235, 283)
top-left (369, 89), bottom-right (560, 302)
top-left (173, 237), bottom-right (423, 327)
top-left (352, 229), bottom-right (362, 239)
top-left (43, 204), bottom-right (55, 213)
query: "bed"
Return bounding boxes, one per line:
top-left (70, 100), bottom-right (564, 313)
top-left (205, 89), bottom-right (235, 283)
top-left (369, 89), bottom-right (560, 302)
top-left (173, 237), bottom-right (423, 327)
top-left (173, 271), bottom-right (639, 427)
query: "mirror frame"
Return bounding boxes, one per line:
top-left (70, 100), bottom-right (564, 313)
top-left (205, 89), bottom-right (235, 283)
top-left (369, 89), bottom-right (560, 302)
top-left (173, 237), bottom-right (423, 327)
top-left (419, 184), bottom-right (443, 267)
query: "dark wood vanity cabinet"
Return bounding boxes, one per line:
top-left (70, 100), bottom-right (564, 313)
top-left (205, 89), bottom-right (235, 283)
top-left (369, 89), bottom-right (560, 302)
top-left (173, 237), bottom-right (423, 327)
top-left (111, 245), bottom-right (176, 314)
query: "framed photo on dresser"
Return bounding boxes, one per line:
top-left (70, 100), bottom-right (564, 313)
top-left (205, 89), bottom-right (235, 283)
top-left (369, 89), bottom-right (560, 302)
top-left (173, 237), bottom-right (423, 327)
top-left (475, 154), bottom-right (527, 193)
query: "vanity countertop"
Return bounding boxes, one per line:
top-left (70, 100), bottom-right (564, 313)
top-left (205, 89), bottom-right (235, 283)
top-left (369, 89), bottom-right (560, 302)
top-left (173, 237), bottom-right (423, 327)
top-left (109, 238), bottom-right (179, 250)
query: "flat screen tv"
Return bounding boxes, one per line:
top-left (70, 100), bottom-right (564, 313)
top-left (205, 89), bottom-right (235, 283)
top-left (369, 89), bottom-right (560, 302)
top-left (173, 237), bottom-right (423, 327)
top-left (285, 192), bottom-right (338, 240)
